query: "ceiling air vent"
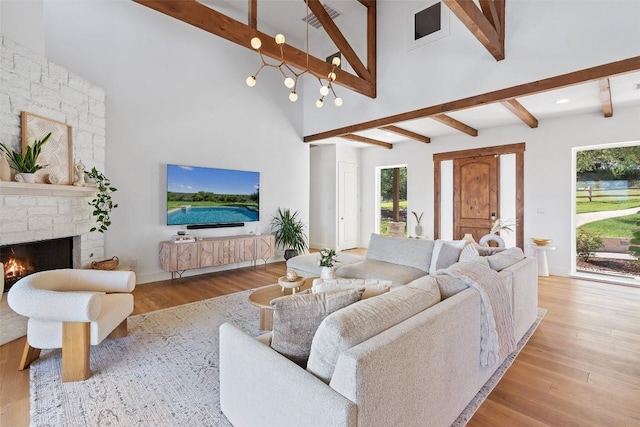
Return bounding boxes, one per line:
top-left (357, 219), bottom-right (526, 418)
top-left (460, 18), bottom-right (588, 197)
top-left (302, 4), bottom-right (342, 29)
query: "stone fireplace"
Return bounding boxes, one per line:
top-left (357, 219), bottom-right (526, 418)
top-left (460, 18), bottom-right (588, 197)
top-left (1, 237), bottom-right (75, 292)
top-left (0, 36), bottom-right (107, 344)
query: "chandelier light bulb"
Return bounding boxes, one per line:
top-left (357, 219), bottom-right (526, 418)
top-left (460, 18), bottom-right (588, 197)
top-left (328, 72), bottom-right (336, 81)
top-left (316, 98), bottom-right (324, 108)
top-left (332, 57), bottom-right (341, 67)
top-left (289, 91), bottom-right (298, 102)
top-left (250, 37), bottom-right (262, 50)
top-left (246, 75), bottom-right (257, 87)
top-left (334, 97), bottom-right (343, 107)
top-left (284, 77), bottom-right (295, 88)
top-left (319, 85), bottom-right (329, 96)
top-left (275, 34), bottom-right (286, 45)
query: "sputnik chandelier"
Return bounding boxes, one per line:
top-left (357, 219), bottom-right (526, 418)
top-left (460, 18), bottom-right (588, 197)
top-left (245, 2), bottom-right (343, 108)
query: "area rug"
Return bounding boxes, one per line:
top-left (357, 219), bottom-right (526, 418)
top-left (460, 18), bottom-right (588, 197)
top-left (30, 289), bottom-right (545, 426)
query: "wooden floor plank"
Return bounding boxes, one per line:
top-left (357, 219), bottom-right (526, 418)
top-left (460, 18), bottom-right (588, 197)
top-left (2, 261), bottom-right (640, 427)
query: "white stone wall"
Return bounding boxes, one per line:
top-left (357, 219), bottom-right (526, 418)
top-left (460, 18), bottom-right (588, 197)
top-left (0, 36), bottom-right (106, 267)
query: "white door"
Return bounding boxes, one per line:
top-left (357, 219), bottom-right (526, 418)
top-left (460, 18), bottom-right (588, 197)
top-left (338, 162), bottom-right (359, 250)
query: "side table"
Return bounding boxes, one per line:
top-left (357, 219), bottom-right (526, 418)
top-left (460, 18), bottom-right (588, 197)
top-left (528, 244), bottom-right (556, 277)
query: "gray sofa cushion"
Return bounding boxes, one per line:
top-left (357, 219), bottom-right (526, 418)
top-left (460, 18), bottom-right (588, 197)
top-left (428, 240), bottom-right (465, 274)
top-left (306, 279), bottom-right (441, 383)
top-left (336, 259), bottom-right (427, 287)
top-left (486, 247), bottom-right (525, 271)
top-left (270, 289), bottom-right (364, 367)
top-left (365, 233), bottom-right (435, 273)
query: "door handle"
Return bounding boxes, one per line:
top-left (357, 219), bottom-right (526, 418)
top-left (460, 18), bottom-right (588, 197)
top-left (490, 212), bottom-right (496, 220)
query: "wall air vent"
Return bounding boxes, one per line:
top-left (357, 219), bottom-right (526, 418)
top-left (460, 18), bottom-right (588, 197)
top-left (302, 4), bottom-right (342, 29)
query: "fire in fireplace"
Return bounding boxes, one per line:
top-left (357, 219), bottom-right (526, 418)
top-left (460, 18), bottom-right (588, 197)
top-left (1, 237), bottom-right (73, 292)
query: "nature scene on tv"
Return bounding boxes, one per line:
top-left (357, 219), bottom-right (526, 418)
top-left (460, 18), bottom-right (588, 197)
top-left (167, 164), bottom-right (260, 226)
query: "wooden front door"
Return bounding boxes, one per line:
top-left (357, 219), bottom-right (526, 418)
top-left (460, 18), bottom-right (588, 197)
top-left (453, 155), bottom-right (499, 241)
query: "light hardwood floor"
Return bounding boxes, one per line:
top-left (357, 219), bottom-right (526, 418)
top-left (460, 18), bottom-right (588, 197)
top-left (1, 262), bottom-right (639, 426)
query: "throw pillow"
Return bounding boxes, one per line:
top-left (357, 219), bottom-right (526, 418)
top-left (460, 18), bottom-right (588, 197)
top-left (458, 242), bottom-right (480, 262)
top-left (307, 280), bottom-right (441, 383)
top-left (270, 288), bottom-right (364, 367)
top-left (486, 247), bottom-right (525, 271)
top-left (432, 274), bottom-right (469, 299)
top-left (428, 239), bottom-right (466, 274)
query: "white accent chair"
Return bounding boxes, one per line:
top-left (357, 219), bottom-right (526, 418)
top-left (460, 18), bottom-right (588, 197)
top-left (8, 268), bottom-right (136, 382)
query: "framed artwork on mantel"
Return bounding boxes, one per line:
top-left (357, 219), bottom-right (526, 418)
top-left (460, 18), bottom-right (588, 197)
top-left (21, 111), bottom-right (74, 185)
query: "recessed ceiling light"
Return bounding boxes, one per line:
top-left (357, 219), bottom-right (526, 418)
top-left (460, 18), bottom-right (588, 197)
top-left (555, 99), bottom-right (570, 104)
top-left (634, 83), bottom-right (640, 90)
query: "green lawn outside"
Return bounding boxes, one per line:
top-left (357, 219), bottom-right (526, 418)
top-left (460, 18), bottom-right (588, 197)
top-left (380, 201), bottom-right (408, 210)
top-left (578, 214), bottom-right (640, 238)
top-left (576, 189), bottom-right (640, 214)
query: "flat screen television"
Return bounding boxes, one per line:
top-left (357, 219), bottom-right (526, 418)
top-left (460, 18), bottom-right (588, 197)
top-left (166, 164), bottom-right (260, 227)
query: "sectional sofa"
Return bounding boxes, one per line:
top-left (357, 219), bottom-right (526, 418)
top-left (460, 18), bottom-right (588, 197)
top-left (219, 234), bottom-right (538, 427)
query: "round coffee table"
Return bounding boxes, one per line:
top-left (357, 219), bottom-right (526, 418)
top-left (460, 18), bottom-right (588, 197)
top-left (248, 278), bottom-right (314, 330)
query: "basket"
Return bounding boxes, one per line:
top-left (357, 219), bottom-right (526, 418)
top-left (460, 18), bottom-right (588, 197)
top-left (91, 256), bottom-right (119, 270)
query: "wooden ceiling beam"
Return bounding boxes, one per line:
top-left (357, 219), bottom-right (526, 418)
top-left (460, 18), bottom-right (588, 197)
top-left (307, 0), bottom-right (371, 81)
top-left (501, 98), bottom-right (538, 128)
top-left (341, 134), bottom-right (393, 149)
top-left (248, 0), bottom-right (257, 28)
top-left (356, 0), bottom-right (375, 7)
top-left (443, 0), bottom-right (504, 60)
top-left (304, 56), bottom-right (640, 143)
top-left (599, 78), bottom-right (613, 118)
top-left (431, 114), bottom-right (478, 137)
top-left (132, 0), bottom-right (375, 98)
top-left (380, 125), bottom-right (431, 144)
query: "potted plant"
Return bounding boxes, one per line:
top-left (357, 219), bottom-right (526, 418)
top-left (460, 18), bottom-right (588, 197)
top-left (271, 207), bottom-right (308, 260)
top-left (318, 248), bottom-right (338, 279)
top-left (0, 133), bottom-right (51, 183)
top-left (86, 167), bottom-right (118, 233)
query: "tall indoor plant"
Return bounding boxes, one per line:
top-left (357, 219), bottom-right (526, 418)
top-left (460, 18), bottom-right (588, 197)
top-left (271, 207), bottom-right (308, 260)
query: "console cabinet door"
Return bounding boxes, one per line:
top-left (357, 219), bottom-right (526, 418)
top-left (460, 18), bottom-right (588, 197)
top-left (213, 240), bottom-right (232, 266)
top-left (256, 235), bottom-right (276, 262)
top-left (234, 237), bottom-right (256, 263)
top-left (176, 243), bottom-right (199, 270)
top-left (159, 242), bottom-right (177, 272)
top-left (199, 241), bottom-right (214, 267)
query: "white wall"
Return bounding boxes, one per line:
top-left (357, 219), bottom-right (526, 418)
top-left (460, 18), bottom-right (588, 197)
top-left (359, 105), bottom-right (640, 276)
top-left (35, 1), bottom-right (309, 283)
top-left (309, 144), bottom-right (336, 249)
top-left (303, 0), bottom-right (640, 135)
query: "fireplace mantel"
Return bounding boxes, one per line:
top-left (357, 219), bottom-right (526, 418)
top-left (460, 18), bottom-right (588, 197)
top-left (0, 181), bottom-right (97, 197)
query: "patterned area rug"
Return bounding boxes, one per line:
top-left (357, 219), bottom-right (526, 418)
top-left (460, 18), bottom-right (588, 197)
top-left (30, 289), bottom-right (545, 426)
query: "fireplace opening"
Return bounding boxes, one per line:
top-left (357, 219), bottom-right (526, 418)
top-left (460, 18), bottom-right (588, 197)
top-left (1, 237), bottom-right (73, 292)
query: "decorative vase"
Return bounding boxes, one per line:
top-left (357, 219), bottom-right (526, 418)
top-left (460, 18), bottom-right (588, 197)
top-left (286, 268), bottom-right (298, 281)
top-left (479, 233), bottom-right (505, 248)
top-left (320, 266), bottom-right (336, 280)
top-left (0, 152), bottom-right (10, 182)
top-left (15, 173), bottom-right (36, 183)
top-left (414, 225), bottom-right (423, 236)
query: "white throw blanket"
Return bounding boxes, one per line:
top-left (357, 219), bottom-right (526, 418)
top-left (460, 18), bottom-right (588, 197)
top-left (440, 261), bottom-right (516, 367)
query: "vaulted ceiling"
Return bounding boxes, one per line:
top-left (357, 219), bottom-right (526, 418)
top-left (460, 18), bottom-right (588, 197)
top-left (135, 0), bottom-right (640, 148)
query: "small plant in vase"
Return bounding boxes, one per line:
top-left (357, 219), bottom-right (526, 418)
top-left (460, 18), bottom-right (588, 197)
top-left (318, 248), bottom-right (338, 279)
top-left (0, 133), bottom-right (51, 183)
top-left (86, 167), bottom-right (118, 233)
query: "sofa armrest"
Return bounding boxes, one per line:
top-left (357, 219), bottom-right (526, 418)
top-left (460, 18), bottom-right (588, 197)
top-left (219, 323), bottom-right (357, 427)
top-left (499, 257), bottom-right (538, 340)
top-left (8, 287), bottom-right (103, 322)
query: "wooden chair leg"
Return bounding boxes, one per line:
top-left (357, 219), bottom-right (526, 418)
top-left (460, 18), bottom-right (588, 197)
top-left (106, 319), bottom-right (128, 339)
top-left (62, 322), bottom-right (90, 382)
top-left (18, 339), bottom-right (41, 370)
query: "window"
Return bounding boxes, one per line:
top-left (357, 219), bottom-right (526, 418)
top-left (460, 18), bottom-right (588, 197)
top-left (408, 1), bottom-right (450, 50)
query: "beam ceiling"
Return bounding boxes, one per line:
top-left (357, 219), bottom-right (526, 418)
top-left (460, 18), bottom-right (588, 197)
top-left (304, 56), bottom-right (640, 144)
top-left (133, 0), bottom-right (376, 98)
top-left (443, 0), bottom-right (505, 60)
